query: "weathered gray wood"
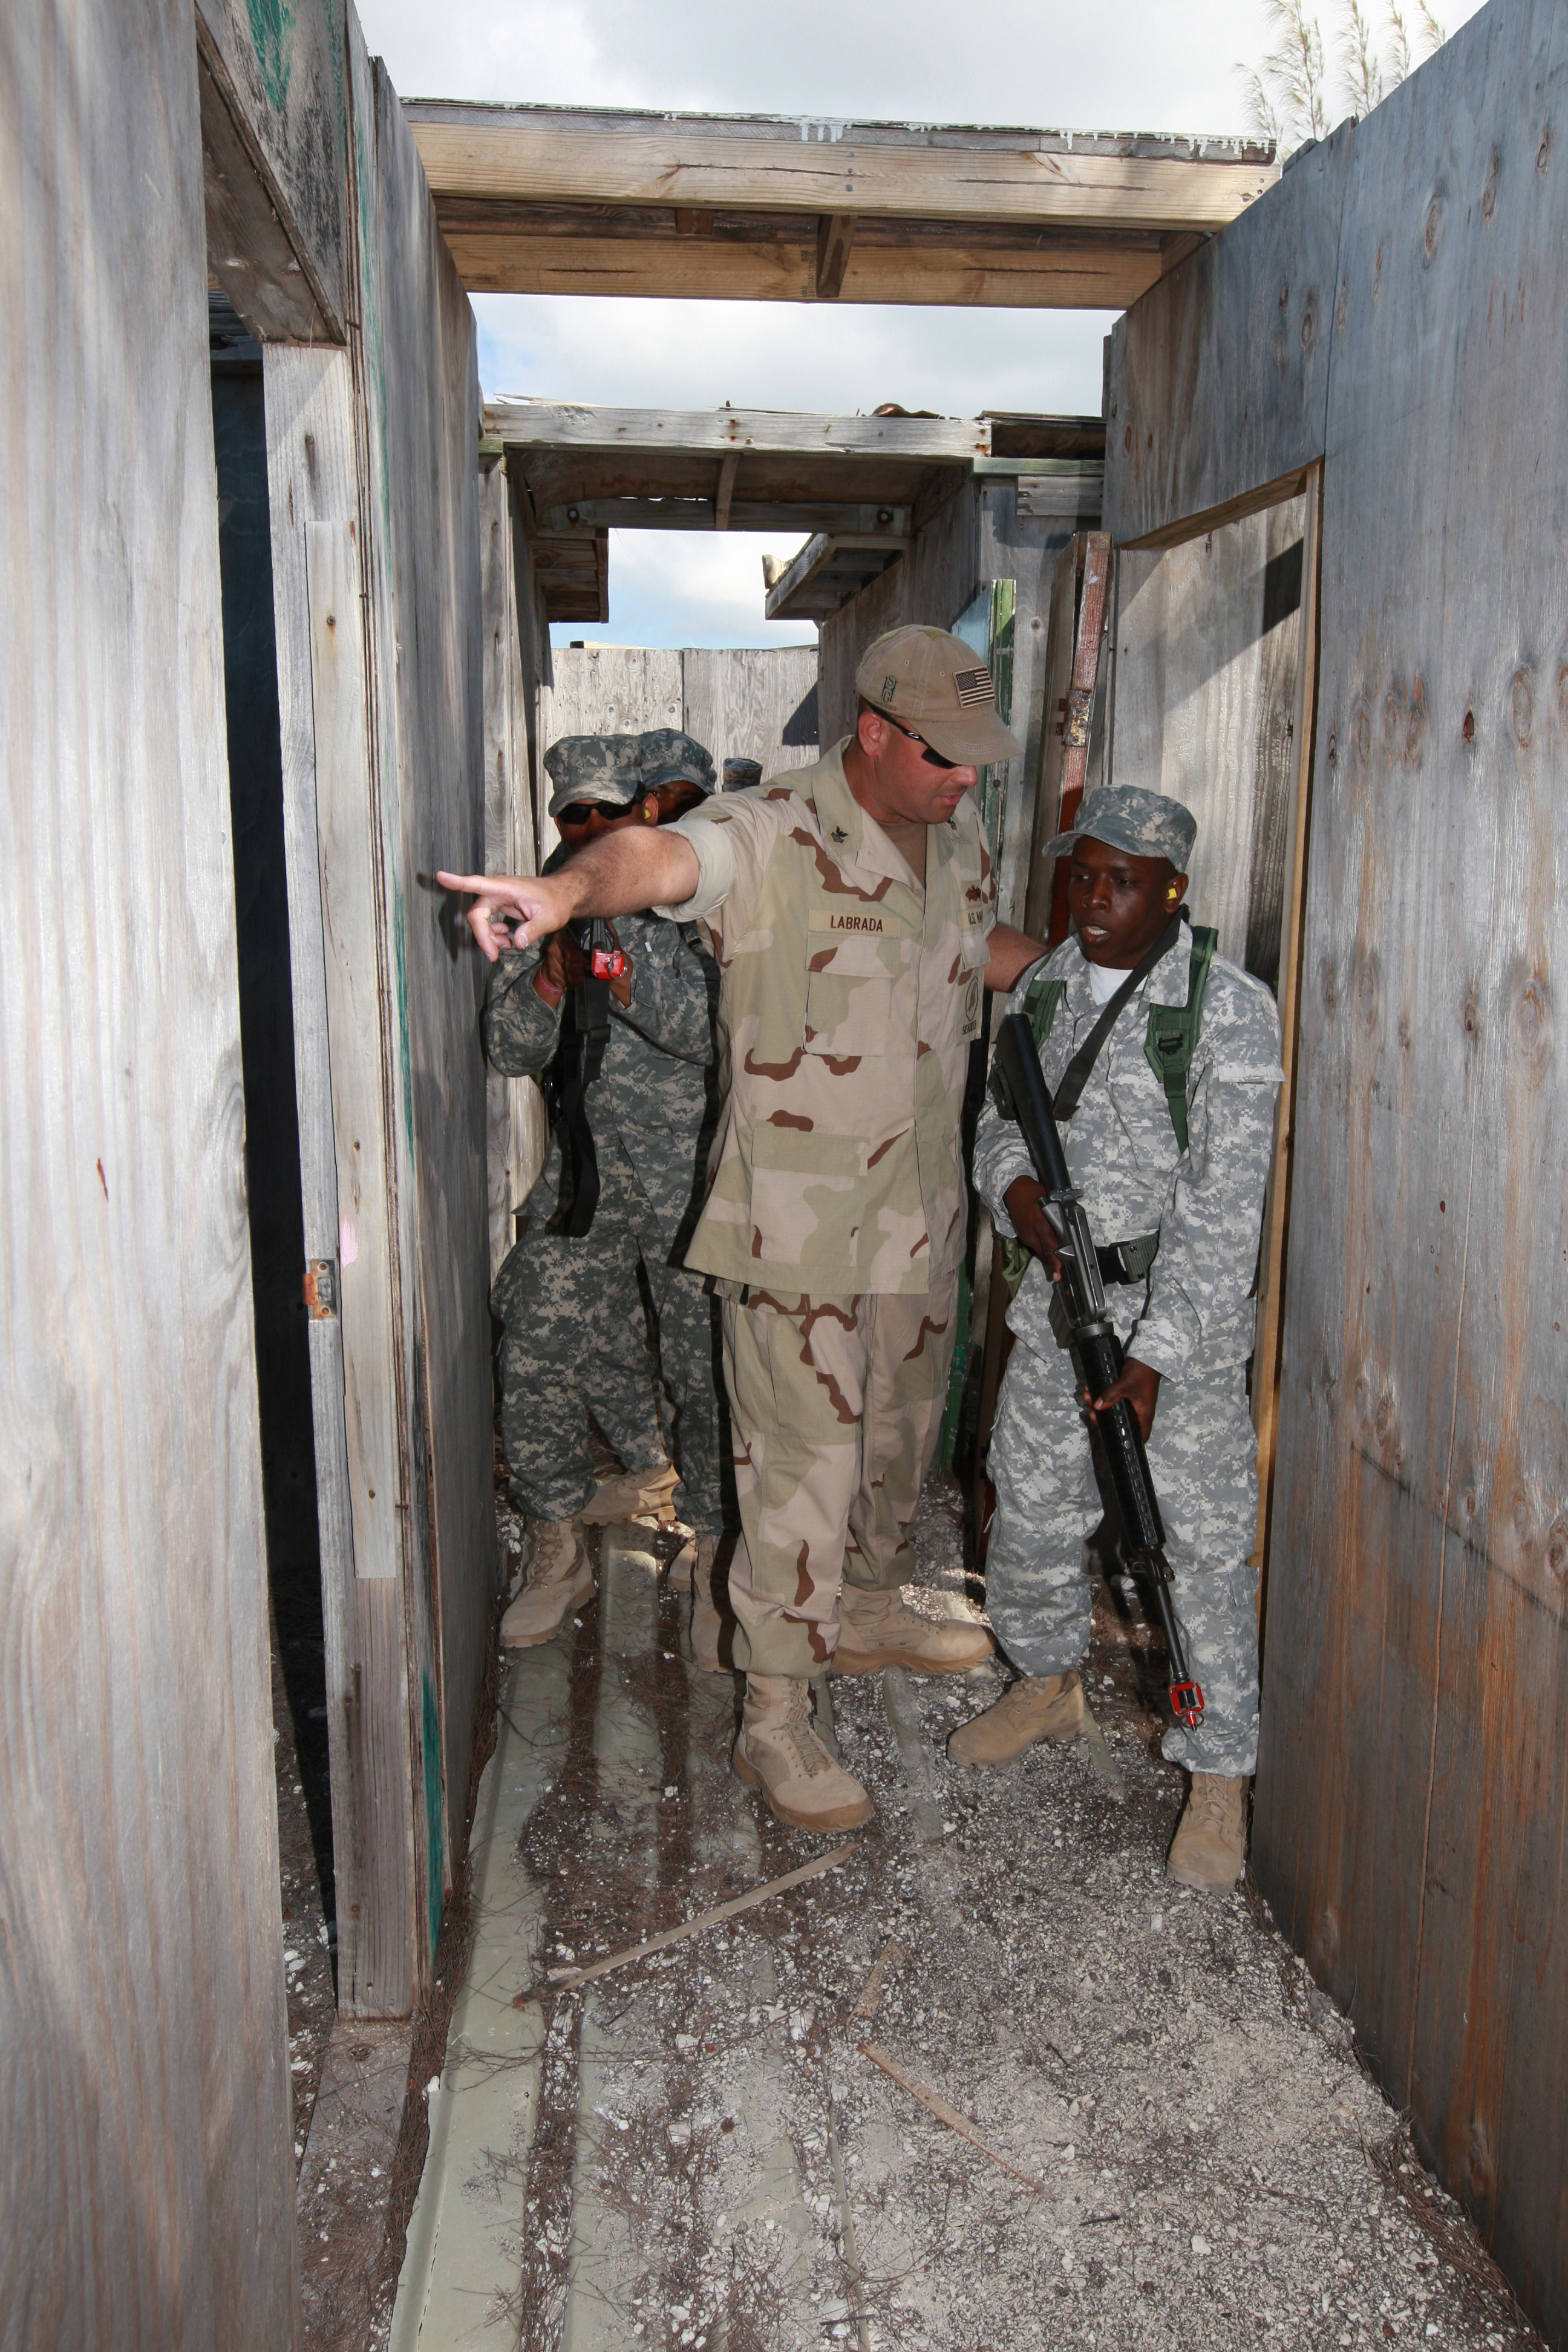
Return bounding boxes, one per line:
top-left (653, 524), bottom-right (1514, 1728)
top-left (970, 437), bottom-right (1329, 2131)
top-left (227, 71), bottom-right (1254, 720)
top-left (543, 644), bottom-right (684, 744)
top-left (1252, 468), bottom-right (1322, 1570)
top-left (263, 342), bottom-right (401, 2019)
top-left (1, 0), bottom-right (298, 2334)
top-left (1109, 495), bottom-right (1306, 984)
top-left (481, 461), bottom-right (547, 1278)
top-left (305, 521), bottom-right (404, 1580)
top-left (408, 105), bottom-right (1275, 241)
top-left (488, 399), bottom-right (993, 464)
top-left (1021, 539), bottom-right (1082, 940)
top-left (682, 646), bottom-right (820, 780)
top-left (1104, 129), bottom-right (1348, 545)
top-left (194, 0), bottom-right (347, 337)
top-left (198, 30), bottom-right (338, 344)
top-left (369, 53), bottom-right (498, 1934)
top-left (1221, 6), bottom-right (1568, 2338)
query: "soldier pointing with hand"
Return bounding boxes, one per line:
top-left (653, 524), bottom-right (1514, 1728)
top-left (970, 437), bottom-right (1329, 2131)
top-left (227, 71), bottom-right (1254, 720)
top-left (442, 627), bottom-right (1046, 1834)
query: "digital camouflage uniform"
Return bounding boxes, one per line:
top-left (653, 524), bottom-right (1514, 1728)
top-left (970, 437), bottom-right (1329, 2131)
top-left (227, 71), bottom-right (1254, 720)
top-left (656, 739), bottom-right (996, 1674)
top-left (485, 773), bottom-right (725, 1537)
top-left (973, 920), bottom-right (1284, 1775)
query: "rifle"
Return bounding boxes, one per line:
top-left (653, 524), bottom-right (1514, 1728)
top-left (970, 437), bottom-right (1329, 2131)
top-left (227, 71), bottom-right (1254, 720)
top-left (990, 1010), bottom-right (1204, 1731)
top-left (552, 918), bottom-right (627, 1238)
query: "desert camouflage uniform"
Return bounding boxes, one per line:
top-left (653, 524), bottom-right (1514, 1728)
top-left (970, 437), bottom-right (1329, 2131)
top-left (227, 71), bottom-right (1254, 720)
top-left (973, 924), bottom-right (1284, 1774)
top-left (485, 907), bottom-right (725, 1535)
top-left (656, 740), bottom-right (996, 1674)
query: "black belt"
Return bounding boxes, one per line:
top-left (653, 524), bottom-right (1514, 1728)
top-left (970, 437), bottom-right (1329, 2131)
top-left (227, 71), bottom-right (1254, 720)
top-left (1096, 1233), bottom-right (1159, 1286)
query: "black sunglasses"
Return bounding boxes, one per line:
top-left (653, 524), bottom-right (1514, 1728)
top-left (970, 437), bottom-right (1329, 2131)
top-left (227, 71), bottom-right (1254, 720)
top-left (889, 718), bottom-right (960, 773)
top-left (556, 800), bottom-right (633, 828)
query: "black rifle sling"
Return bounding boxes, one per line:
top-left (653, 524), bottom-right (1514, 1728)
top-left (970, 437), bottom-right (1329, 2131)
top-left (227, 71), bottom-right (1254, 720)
top-left (557, 970), bottom-right (612, 1237)
top-left (1050, 907), bottom-right (1186, 1122)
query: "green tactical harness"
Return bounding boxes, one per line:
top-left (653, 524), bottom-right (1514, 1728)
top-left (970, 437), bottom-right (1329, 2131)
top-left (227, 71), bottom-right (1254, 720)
top-left (998, 926), bottom-right (1218, 1299)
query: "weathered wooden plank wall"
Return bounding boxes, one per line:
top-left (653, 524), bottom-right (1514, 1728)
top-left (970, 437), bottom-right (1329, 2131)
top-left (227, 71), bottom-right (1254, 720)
top-left (1109, 497), bottom-right (1306, 986)
top-left (682, 645), bottom-right (820, 781)
top-left (1108, 3), bottom-right (1568, 2333)
top-left (194, 0), bottom-right (348, 339)
top-left (541, 642), bottom-right (822, 857)
top-left (482, 462), bottom-right (549, 1280)
top-left (366, 48), bottom-right (497, 1948)
top-left (265, 345), bottom-right (416, 2019)
top-left (1, 0), bottom-right (298, 2337)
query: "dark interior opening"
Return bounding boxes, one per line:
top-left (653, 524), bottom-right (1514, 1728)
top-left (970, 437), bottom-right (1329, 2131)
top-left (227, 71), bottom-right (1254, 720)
top-left (209, 294), bottom-right (336, 1959)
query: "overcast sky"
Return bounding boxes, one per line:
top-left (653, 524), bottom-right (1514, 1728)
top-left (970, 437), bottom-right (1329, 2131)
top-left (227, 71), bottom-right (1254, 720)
top-left (358, 0), bottom-right (1482, 647)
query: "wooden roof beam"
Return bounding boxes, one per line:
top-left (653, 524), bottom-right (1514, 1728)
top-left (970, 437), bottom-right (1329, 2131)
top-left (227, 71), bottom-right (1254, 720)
top-left (405, 104), bottom-right (1275, 230)
top-left (406, 104), bottom-right (1275, 306)
top-left (486, 400), bottom-right (993, 463)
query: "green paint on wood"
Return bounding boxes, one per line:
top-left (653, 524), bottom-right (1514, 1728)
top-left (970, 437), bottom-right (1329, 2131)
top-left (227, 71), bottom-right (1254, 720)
top-left (246, 0), bottom-right (298, 112)
top-left (422, 1668), bottom-right (445, 1959)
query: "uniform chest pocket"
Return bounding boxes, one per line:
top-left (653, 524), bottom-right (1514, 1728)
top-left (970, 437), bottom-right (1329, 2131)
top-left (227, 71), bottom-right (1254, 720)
top-left (803, 928), bottom-right (900, 1060)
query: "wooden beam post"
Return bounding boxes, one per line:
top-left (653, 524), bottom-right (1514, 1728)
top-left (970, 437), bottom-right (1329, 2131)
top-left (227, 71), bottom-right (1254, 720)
top-left (815, 212), bottom-right (855, 299)
top-left (714, 450), bottom-right (739, 531)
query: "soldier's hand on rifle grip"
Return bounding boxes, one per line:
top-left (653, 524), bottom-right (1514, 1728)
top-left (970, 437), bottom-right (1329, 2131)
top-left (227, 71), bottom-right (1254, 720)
top-left (1090, 1356), bottom-right (1161, 1443)
top-left (1004, 1175), bottom-right (1064, 1282)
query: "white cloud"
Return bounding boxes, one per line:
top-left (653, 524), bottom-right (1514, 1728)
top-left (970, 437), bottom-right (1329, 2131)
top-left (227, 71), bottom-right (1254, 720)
top-left (367, 0), bottom-right (1486, 136)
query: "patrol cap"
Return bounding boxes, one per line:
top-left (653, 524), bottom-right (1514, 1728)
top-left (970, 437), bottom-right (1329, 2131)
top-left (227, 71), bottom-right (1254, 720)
top-left (723, 756), bottom-right (763, 791)
top-left (543, 733), bottom-right (645, 819)
top-left (854, 624), bottom-right (1023, 765)
top-left (1040, 783), bottom-right (1197, 871)
top-left (638, 728), bottom-right (717, 796)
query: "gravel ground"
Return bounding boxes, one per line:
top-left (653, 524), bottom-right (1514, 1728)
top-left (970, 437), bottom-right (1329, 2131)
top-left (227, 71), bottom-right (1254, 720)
top-left (422, 1474), bottom-right (1542, 2352)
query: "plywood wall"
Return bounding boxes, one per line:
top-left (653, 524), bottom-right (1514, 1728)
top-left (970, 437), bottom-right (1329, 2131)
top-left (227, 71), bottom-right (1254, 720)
top-left (1110, 497), bottom-right (1307, 990)
top-left (540, 643), bottom-right (820, 858)
top-left (1107, 4), bottom-right (1568, 2333)
top-left (482, 462), bottom-right (549, 1279)
top-left (2, 0), bottom-right (298, 2337)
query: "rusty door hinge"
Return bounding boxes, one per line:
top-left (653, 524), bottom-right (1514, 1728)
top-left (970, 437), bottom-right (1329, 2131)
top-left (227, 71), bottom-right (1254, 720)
top-left (304, 1258), bottom-right (338, 1318)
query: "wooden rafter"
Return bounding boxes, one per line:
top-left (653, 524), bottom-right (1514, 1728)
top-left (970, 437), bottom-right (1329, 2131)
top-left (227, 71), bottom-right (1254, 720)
top-left (404, 104), bottom-right (1276, 306)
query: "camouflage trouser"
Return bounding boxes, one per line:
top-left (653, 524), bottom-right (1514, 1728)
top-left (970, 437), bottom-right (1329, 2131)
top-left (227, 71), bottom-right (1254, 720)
top-left (986, 1315), bottom-right (1261, 1775)
top-left (497, 1215), bottom-right (666, 1526)
top-left (495, 1151), bottom-right (727, 1535)
top-left (721, 1274), bottom-right (958, 1678)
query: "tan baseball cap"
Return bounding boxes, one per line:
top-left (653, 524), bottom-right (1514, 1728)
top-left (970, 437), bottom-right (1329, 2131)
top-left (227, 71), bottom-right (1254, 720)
top-left (854, 625), bottom-right (1023, 765)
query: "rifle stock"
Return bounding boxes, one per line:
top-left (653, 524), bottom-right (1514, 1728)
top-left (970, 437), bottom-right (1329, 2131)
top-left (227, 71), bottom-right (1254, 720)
top-left (991, 1011), bottom-right (1204, 1732)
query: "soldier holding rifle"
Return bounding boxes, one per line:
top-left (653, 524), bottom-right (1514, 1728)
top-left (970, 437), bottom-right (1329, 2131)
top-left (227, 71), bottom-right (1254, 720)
top-left (443, 628), bottom-right (1045, 1834)
top-left (955, 786), bottom-right (1282, 1892)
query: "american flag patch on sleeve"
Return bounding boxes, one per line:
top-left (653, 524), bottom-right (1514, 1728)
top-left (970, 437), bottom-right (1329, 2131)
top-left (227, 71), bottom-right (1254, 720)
top-left (953, 666), bottom-right (993, 707)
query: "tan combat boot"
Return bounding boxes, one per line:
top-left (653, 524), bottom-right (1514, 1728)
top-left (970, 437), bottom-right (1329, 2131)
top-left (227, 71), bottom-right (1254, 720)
top-left (833, 1583), bottom-right (995, 1676)
top-left (947, 1672), bottom-right (1086, 1767)
top-left (577, 1462), bottom-right (679, 1525)
top-left (1167, 1774), bottom-right (1249, 1891)
top-left (733, 1675), bottom-right (874, 1831)
top-left (500, 1520), bottom-right (593, 1648)
top-left (689, 1530), bottom-right (733, 1674)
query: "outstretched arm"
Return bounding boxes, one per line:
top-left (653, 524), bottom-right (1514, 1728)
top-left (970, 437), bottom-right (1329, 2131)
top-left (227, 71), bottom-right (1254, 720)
top-left (437, 827), bottom-right (701, 964)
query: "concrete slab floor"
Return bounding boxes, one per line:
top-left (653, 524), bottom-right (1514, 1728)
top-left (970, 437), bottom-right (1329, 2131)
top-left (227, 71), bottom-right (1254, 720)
top-left (391, 1482), bottom-right (1541, 2352)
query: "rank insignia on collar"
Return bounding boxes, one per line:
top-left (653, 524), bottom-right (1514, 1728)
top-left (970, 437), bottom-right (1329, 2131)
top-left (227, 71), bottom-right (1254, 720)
top-left (831, 826), bottom-right (848, 844)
